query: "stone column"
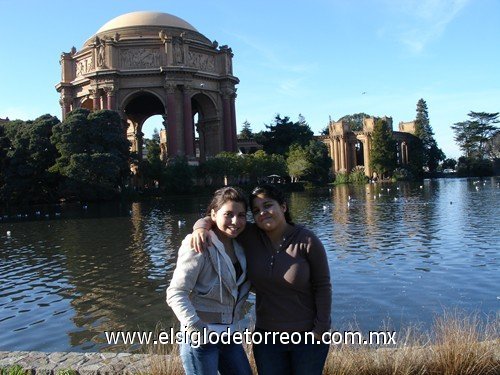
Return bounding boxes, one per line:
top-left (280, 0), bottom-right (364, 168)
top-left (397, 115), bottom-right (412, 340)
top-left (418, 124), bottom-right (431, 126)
top-left (340, 137), bottom-right (346, 171)
top-left (196, 122), bottom-right (206, 162)
top-left (104, 87), bottom-right (116, 110)
top-left (333, 137), bottom-right (339, 172)
top-left (364, 135), bottom-right (372, 177)
top-left (329, 140), bottom-right (335, 172)
top-left (135, 131), bottom-right (144, 161)
top-left (183, 87), bottom-right (194, 157)
top-left (90, 89), bottom-right (100, 111)
top-left (166, 84), bottom-right (178, 156)
top-left (222, 89), bottom-right (233, 151)
top-left (230, 92), bottom-right (238, 152)
top-left (59, 96), bottom-right (72, 120)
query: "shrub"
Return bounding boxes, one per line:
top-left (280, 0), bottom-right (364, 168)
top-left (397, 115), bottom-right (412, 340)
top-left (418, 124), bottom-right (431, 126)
top-left (392, 167), bottom-right (414, 181)
top-left (349, 166), bottom-right (369, 184)
top-left (333, 171), bottom-right (349, 185)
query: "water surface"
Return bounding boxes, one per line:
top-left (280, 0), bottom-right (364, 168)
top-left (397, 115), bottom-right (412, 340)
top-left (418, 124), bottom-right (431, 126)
top-left (0, 178), bottom-right (498, 352)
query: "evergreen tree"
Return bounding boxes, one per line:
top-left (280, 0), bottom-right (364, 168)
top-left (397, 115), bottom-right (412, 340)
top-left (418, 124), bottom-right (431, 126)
top-left (0, 124), bottom-right (10, 199)
top-left (370, 118), bottom-right (397, 179)
top-left (238, 120), bottom-right (253, 140)
top-left (50, 109), bottom-right (130, 200)
top-left (414, 99), bottom-right (444, 172)
top-left (451, 112), bottom-right (499, 158)
top-left (1, 115), bottom-right (60, 204)
top-left (257, 114), bottom-right (313, 155)
top-left (485, 130), bottom-right (500, 159)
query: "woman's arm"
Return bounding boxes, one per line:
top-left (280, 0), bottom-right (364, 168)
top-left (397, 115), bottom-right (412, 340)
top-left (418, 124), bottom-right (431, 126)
top-left (306, 231), bottom-right (332, 336)
top-left (191, 217), bottom-right (214, 252)
top-left (191, 217), bottom-right (256, 252)
top-left (166, 235), bottom-right (208, 331)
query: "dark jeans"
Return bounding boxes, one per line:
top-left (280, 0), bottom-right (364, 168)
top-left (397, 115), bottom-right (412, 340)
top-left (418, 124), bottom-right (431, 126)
top-left (252, 330), bottom-right (330, 375)
top-left (180, 341), bottom-right (252, 375)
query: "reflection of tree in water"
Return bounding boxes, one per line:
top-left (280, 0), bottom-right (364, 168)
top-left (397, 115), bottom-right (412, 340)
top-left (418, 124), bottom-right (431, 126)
top-left (56, 217), bottom-right (162, 351)
top-left (58, 199), bottom-right (208, 351)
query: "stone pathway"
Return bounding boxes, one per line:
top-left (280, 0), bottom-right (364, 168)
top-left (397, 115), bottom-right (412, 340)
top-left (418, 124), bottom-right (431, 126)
top-left (0, 351), bottom-right (164, 374)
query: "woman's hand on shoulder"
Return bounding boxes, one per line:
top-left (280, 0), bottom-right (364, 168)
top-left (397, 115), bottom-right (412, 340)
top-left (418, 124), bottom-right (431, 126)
top-left (190, 228), bottom-right (212, 253)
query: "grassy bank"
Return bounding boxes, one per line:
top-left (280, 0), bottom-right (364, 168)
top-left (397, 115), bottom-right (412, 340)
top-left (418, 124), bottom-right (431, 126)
top-left (146, 313), bottom-right (499, 375)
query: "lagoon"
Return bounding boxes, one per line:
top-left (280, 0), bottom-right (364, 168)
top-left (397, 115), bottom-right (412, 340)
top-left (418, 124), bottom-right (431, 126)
top-left (0, 178), bottom-right (498, 352)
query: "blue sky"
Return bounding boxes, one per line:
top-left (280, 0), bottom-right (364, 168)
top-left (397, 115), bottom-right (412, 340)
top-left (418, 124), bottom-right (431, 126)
top-left (1, 0), bottom-right (499, 159)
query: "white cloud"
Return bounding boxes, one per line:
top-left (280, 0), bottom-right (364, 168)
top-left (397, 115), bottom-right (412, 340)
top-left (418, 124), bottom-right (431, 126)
top-left (277, 78), bottom-right (307, 97)
top-left (382, 0), bottom-right (470, 53)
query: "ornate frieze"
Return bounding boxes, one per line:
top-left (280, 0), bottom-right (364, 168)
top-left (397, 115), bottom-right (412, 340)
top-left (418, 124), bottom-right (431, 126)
top-left (187, 51), bottom-right (215, 72)
top-left (76, 56), bottom-right (94, 76)
top-left (120, 48), bottom-right (160, 69)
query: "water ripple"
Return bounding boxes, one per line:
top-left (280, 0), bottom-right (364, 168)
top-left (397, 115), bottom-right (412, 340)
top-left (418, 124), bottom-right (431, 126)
top-left (1, 179), bottom-right (498, 351)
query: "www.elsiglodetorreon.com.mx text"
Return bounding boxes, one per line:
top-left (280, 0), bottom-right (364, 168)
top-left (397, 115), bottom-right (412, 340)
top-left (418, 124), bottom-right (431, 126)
top-left (105, 328), bottom-right (397, 348)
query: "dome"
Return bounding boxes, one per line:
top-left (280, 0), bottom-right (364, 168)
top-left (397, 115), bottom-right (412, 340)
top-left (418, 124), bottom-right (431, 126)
top-left (96, 11), bottom-right (198, 34)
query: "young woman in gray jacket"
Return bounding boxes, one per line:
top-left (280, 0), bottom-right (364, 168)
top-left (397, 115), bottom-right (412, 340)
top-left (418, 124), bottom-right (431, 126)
top-left (167, 187), bottom-right (252, 375)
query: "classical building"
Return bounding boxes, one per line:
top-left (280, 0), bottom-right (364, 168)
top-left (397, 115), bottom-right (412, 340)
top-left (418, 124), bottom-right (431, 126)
top-left (322, 117), bottom-right (419, 177)
top-left (55, 11), bottom-right (239, 163)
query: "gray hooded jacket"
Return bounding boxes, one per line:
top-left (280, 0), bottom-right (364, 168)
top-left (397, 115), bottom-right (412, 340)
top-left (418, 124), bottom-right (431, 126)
top-left (166, 231), bottom-right (251, 329)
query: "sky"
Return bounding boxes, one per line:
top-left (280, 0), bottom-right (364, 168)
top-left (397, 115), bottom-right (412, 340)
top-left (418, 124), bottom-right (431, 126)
top-left (0, 0), bottom-right (499, 159)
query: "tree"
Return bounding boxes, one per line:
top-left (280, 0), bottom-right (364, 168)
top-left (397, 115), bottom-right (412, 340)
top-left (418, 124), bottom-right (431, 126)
top-left (303, 140), bottom-right (331, 183)
top-left (1, 115), bottom-right (60, 204)
top-left (256, 114), bottom-right (313, 155)
top-left (370, 118), bottom-right (397, 179)
top-left (164, 157), bottom-right (194, 194)
top-left (441, 158), bottom-right (457, 170)
top-left (243, 150), bottom-right (286, 184)
top-left (143, 129), bottom-right (164, 186)
top-left (451, 112), bottom-right (499, 159)
top-left (485, 130), bottom-right (500, 159)
top-left (286, 140), bottom-right (331, 184)
top-left (286, 144), bottom-right (311, 182)
top-left (0, 124), bottom-right (10, 199)
top-left (238, 120), bottom-right (253, 140)
top-left (50, 109), bottom-right (130, 200)
top-left (427, 140), bottom-right (446, 172)
top-left (338, 113), bottom-right (371, 131)
top-left (405, 136), bottom-right (424, 180)
top-left (414, 99), bottom-right (444, 172)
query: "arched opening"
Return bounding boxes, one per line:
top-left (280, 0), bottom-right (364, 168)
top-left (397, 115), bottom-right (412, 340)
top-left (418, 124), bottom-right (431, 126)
top-left (122, 92), bottom-right (165, 188)
top-left (123, 92), bottom-right (165, 160)
top-left (191, 93), bottom-right (218, 161)
top-left (81, 98), bottom-right (93, 111)
top-left (142, 114), bottom-right (166, 161)
top-left (193, 112), bottom-right (200, 158)
top-left (355, 140), bottom-right (364, 166)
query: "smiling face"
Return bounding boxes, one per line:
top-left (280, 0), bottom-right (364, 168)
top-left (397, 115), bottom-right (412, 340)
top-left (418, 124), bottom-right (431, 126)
top-left (211, 200), bottom-right (247, 239)
top-left (251, 194), bottom-right (287, 232)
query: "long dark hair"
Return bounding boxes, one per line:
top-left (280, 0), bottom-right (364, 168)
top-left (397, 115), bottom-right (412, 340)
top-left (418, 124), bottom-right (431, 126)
top-left (205, 186), bottom-right (248, 216)
top-left (250, 184), bottom-right (293, 224)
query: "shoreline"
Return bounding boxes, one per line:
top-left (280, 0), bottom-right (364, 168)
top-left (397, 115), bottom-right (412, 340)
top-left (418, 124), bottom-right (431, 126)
top-left (0, 350), bottom-right (162, 375)
top-left (1, 340), bottom-right (498, 375)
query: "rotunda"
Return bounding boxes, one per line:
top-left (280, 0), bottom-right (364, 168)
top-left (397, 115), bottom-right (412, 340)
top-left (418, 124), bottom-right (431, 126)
top-left (56, 11), bottom-right (239, 162)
